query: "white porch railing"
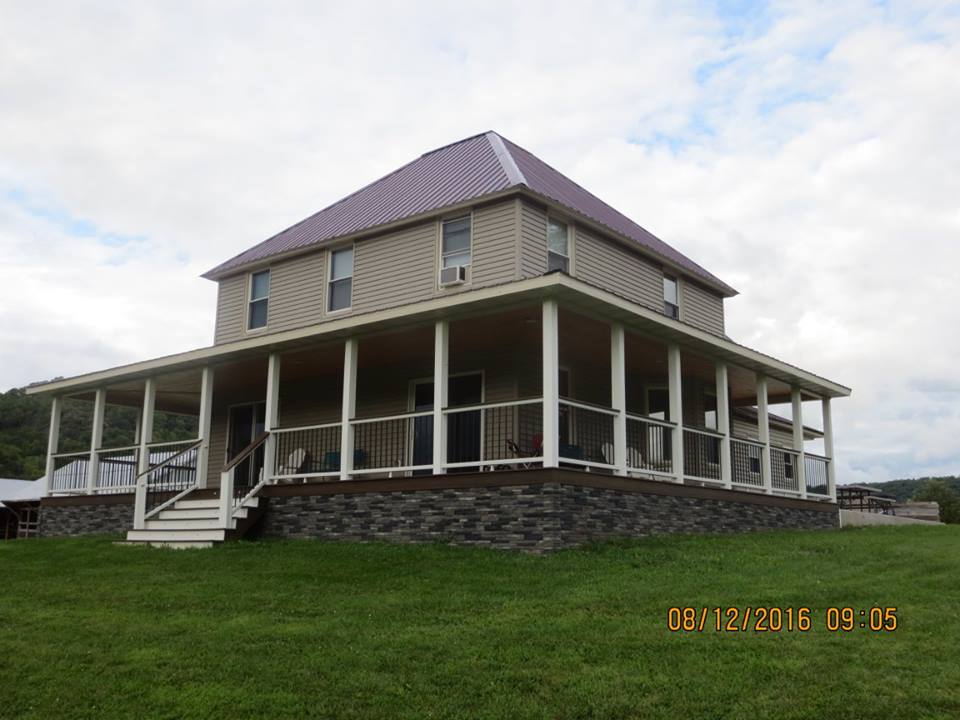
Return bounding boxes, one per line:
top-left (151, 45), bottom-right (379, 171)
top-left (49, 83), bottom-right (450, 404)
top-left (558, 399), bottom-right (618, 470)
top-left (804, 453), bottom-right (831, 497)
top-left (730, 436), bottom-right (765, 489)
top-left (272, 422), bottom-right (342, 481)
top-left (95, 445), bottom-right (140, 494)
top-left (683, 427), bottom-right (723, 484)
top-left (130, 438), bottom-right (203, 528)
top-left (349, 410), bottom-right (433, 476)
top-left (49, 451), bottom-right (91, 494)
top-left (625, 413), bottom-right (675, 478)
top-left (771, 446), bottom-right (802, 494)
top-left (443, 398), bottom-right (543, 471)
top-left (219, 432), bottom-right (269, 524)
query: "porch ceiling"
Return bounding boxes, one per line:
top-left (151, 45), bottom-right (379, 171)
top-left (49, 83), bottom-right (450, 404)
top-left (26, 274), bottom-right (850, 401)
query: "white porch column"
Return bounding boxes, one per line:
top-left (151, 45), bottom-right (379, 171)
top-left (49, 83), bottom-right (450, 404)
top-left (433, 320), bottom-right (449, 475)
top-left (792, 388), bottom-right (807, 498)
top-left (715, 363), bottom-right (732, 489)
top-left (195, 367), bottom-right (215, 489)
top-left (133, 407), bottom-right (142, 446)
top-left (263, 354), bottom-right (281, 484)
top-left (133, 378), bottom-right (155, 530)
top-left (340, 338), bottom-right (358, 481)
top-left (541, 299), bottom-right (560, 468)
top-left (756, 374), bottom-right (772, 494)
top-left (42, 396), bottom-right (63, 497)
top-left (610, 323), bottom-right (627, 476)
top-left (667, 344), bottom-right (684, 483)
top-left (822, 397), bottom-right (837, 501)
top-left (86, 388), bottom-right (106, 494)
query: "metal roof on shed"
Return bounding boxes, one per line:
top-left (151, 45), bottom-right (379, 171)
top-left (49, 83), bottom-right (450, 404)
top-left (204, 131), bottom-right (736, 296)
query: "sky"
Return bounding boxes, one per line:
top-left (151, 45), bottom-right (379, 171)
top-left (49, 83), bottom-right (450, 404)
top-left (1, 0), bottom-right (958, 484)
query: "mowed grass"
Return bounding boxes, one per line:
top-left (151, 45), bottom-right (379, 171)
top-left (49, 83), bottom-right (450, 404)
top-left (1, 526), bottom-right (958, 720)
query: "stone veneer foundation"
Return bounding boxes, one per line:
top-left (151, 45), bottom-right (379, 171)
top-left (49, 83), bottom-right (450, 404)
top-left (38, 470), bottom-right (838, 551)
top-left (257, 470), bottom-right (838, 553)
top-left (39, 495), bottom-right (135, 537)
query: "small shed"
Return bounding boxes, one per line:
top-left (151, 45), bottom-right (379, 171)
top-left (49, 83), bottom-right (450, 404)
top-left (0, 478), bottom-right (43, 539)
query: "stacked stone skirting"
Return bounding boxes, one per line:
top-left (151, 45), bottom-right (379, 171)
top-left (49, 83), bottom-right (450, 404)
top-left (37, 471), bottom-right (839, 551)
top-left (259, 471), bottom-right (839, 553)
top-left (39, 495), bottom-right (134, 538)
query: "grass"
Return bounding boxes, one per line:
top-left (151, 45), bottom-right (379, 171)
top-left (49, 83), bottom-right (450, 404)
top-left (1, 526), bottom-right (959, 720)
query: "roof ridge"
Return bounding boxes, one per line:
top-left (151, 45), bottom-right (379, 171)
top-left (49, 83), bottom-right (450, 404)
top-left (485, 131), bottom-right (526, 187)
top-left (419, 131), bottom-right (490, 158)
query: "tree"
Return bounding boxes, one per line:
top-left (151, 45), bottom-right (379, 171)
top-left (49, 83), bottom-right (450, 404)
top-left (912, 480), bottom-right (960, 524)
top-left (0, 386), bottom-right (197, 479)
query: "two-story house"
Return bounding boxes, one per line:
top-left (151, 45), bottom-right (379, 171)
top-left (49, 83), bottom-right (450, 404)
top-left (27, 132), bottom-right (850, 551)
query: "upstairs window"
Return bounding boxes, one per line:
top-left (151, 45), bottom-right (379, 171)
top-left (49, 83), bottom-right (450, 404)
top-left (441, 217), bottom-right (471, 268)
top-left (329, 247), bottom-right (353, 312)
top-left (248, 270), bottom-right (270, 330)
top-left (547, 218), bottom-right (570, 272)
top-left (663, 275), bottom-right (679, 319)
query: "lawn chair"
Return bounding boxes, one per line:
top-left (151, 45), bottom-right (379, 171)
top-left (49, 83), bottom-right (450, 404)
top-left (277, 448), bottom-right (311, 483)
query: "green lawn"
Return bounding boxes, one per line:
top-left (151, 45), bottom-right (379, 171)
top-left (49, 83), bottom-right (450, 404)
top-left (1, 526), bottom-right (958, 720)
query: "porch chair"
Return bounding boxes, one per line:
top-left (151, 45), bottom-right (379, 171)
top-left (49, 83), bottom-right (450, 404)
top-left (506, 440), bottom-right (532, 470)
top-left (277, 448), bottom-right (311, 483)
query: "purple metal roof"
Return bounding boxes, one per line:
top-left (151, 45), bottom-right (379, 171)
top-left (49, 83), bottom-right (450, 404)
top-left (204, 132), bottom-right (736, 295)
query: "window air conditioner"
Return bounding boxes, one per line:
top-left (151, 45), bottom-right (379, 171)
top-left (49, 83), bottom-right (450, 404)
top-left (439, 265), bottom-right (467, 286)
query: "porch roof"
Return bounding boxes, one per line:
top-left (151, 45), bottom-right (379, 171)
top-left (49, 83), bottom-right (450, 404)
top-left (25, 274), bottom-right (851, 402)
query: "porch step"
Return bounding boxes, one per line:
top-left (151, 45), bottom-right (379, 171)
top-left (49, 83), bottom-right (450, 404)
top-left (143, 517), bottom-right (237, 531)
top-left (124, 491), bottom-right (264, 547)
top-left (157, 506), bottom-right (251, 521)
top-left (127, 528), bottom-right (228, 543)
top-left (175, 497), bottom-right (260, 511)
top-left (174, 498), bottom-right (223, 510)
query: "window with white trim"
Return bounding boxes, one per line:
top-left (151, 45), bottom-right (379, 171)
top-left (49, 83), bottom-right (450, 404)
top-left (441, 217), bottom-right (471, 269)
top-left (663, 275), bottom-right (679, 319)
top-left (248, 270), bottom-right (270, 330)
top-left (547, 218), bottom-right (570, 272)
top-left (329, 247), bottom-right (353, 312)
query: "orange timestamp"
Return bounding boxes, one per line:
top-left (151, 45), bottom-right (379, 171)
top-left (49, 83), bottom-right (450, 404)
top-left (666, 606), bottom-right (898, 633)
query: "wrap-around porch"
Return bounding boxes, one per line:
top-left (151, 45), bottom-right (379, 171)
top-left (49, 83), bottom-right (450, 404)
top-left (43, 296), bottom-right (840, 532)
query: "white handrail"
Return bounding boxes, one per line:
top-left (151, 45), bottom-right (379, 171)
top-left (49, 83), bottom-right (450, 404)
top-left (731, 435), bottom-right (765, 448)
top-left (273, 422), bottom-right (341, 433)
top-left (145, 438), bottom-right (202, 449)
top-left (443, 398), bottom-right (542, 414)
top-left (684, 426), bottom-right (724, 440)
top-left (350, 409), bottom-right (433, 425)
top-left (626, 413), bottom-right (676, 429)
top-left (558, 398), bottom-right (620, 417)
top-left (96, 444), bottom-right (141, 454)
top-left (51, 450), bottom-right (91, 459)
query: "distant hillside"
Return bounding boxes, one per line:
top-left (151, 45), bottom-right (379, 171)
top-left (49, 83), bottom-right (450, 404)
top-left (863, 477), bottom-right (960, 502)
top-left (0, 386), bottom-right (197, 480)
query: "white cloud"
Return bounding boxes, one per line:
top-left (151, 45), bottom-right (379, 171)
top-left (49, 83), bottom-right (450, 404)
top-left (1, 0), bottom-right (957, 481)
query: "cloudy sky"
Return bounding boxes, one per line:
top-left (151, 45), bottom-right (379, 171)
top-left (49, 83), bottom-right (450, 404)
top-left (2, 1), bottom-right (958, 483)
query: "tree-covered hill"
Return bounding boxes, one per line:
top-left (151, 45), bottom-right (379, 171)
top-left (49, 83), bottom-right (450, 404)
top-left (0, 385), bottom-right (197, 480)
top-left (864, 477), bottom-right (960, 501)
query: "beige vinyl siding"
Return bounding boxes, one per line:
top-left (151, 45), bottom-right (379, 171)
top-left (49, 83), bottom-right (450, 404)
top-left (352, 223), bottom-right (437, 314)
top-left (268, 252), bottom-right (325, 332)
top-left (471, 201), bottom-right (518, 287)
top-left (732, 416), bottom-right (795, 448)
top-left (518, 200), bottom-right (548, 277)
top-left (214, 275), bottom-right (246, 344)
top-left (682, 280), bottom-right (725, 336)
top-left (573, 228), bottom-right (663, 311)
